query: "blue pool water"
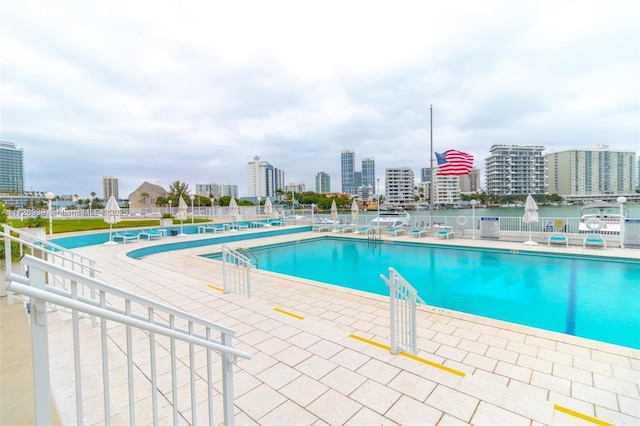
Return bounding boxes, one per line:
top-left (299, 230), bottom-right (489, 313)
top-left (204, 237), bottom-right (640, 349)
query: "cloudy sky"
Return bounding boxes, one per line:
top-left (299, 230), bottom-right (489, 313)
top-left (2, 0), bottom-right (638, 199)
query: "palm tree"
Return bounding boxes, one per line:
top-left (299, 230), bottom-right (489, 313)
top-left (168, 181), bottom-right (190, 205)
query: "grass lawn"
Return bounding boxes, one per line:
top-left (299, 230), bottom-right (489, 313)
top-left (7, 218), bottom-right (212, 234)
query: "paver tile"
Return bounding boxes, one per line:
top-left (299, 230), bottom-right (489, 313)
top-left (350, 379), bottom-right (401, 415)
top-left (425, 385), bottom-right (479, 423)
top-left (306, 389), bottom-right (362, 426)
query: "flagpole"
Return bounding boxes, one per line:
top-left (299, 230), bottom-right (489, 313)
top-left (429, 105), bottom-right (434, 228)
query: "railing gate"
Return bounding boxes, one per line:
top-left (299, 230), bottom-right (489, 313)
top-left (380, 267), bottom-right (425, 355)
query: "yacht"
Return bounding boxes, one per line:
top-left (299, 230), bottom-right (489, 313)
top-left (368, 211), bottom-right (411, 227)
top-left (578, 202), bottom-right (627, 234)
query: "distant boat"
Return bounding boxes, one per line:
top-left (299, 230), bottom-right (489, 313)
top-left (578, 203), bottom-right (627, 234)
top-left (369, 211), bottom-right (411, 227)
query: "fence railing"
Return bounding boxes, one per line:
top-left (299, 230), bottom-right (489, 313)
top-left (2, 224), bottom-right (99, 307)
top-left (380, 267), bottom-right (425, 355)
top-left (221, 245), bottom-right (254, 298)
top-left (7, 254), bottom-right (251, 425)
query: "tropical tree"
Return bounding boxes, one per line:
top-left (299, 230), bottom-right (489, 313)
top-left (139, 191), bottom-right (149, 206)
top-left (168, 181), bottom-right (190, 205)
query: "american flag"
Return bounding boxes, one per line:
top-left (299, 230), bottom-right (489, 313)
top-left (435, 150), bottom-right (474, 176)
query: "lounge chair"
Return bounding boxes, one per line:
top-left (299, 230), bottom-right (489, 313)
top-left (334, 225), bottom-right (355, 233)
top-left (435, 228), bottom-right (453, 240)
top-left (354, 226), bottom-right (370, 234)
top-left (386, 228), bottom-right (405, 237)
top-left (548, 233), bottom-right (568, 247)
top-left (112, 232), bottom-right (138, 243)
top-left (583, 234), bottom-right (606, 249)
top-left (313, 224), bottom-right (330, 232)
top-left (198, 224), bottom-right (224, 233)
top-left (137, 229), bottom-right (163, 241)
top-left (409, 229), bottom-right (428, 238)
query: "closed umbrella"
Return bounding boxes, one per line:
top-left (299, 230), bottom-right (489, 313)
top-left (229, 197), bottom-right (241, 227)
top-left (330, 200), bottom-right (338, 224)
top-left (177, 197), bottom-right (188, 236)
top-left (522, 194), bottom-right (539, 245)
top-left (264, 197), bottom-right (273, 217)
top-left (351, 200), bottom-right (359, 224)
top-left (103, 195), bottom-right (121, 245)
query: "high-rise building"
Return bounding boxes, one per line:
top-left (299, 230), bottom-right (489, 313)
top-left (196, 183), bottom-right (238, 199)
top-left (459, 168), bottom-right (480, 193)
top-left (0, 141), bottom-right (24, 194)
top-left (434, 176), bottom-right (461, 205)
top-left (385, 167), bottom-right (414, 207)
top-left (247, 156), bottom-right (284, 198)
top-left (102, 176), bottom-right (119, 199)
top-left (341, 150), bottom-right (355, 194)
top-left (315, 172), bottom-right (331, 193)
top-left (362, 157), bottom-right (375, 188)
top-left (485, 145), bottom-right (547, 195)
top-left (546, 145), bottom-right (636, 196)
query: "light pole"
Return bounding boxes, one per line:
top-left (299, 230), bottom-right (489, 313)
top-left (190, 195), bottom-right (195, 224)
top-left (45, 192), bottom-right (54, 237)
top-left (168, 200), bottom-right (172, 217)
top-left (210, 197), bottom-right (215, 218)
top-left (257, 196), bottom-right (261, 217)
top-left (376, 178), bottom-right (380, 230)
top-left (617, 196), bottom-right (627, 248)
top-left (471, 199), bottom-right (477, 239)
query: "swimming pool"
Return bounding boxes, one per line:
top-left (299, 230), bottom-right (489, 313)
top-left (203, 237), bottom-right (640, 349)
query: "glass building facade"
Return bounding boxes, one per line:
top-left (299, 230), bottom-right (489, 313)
top-left (0, 141), bottom-right (24, 194)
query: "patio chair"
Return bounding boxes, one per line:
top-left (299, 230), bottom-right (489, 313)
top-left (386, 228), bottom-right (405, 237)
top-left (583, 234), bottom-right (606, 249)
top-left (409, 228), bottom-right (428, 238)
top-left (354, 226), bottom-right (370, 234)
top-left (137, 229), bottom-right (163, 241)
top-left (547, 233), bottom-right (568, 247)
top-left (112, 232), bottom-right (138, 244)
top-left (435, 228), bottom-right (453, 240)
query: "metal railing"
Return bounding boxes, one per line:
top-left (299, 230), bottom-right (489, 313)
top-left (6, 254), bottom-right (251, 426)
top-left (221, 245), bottom-right (254, 298)
top-left (2, 224), bottom-right (99, 306)
top-left (380, 267), bottom-right (425, 355)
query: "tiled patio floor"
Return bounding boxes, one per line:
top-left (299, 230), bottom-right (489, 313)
top-left (3, 228), bottom-right (639, 425)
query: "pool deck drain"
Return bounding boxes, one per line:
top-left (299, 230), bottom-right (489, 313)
top-left (3, 228), bottom-right (639, 425)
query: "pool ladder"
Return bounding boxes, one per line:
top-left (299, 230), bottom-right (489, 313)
top-left (238, 248), bottom-right (259, 268)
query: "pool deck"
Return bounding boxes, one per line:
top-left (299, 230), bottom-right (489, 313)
top-left (2, 227), bottom-right (639, 425)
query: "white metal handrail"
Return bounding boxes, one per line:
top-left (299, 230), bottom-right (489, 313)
top-left (381, 267), bottom-right (425, 355)
top-left (8, 254), bottom-right (251, 426)
top-left (221, 245), bottom-right (254, 298)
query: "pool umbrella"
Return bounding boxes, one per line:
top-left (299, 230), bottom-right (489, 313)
top-left (522, 194), bottom-right (539, 245)
top-left (229, 197), bottom-right (241, 228)
top-left (264, 197), bottom-right (273, 217)
top-left (351, 200), bottom-right (359, 224)
top-left (177, 197), bottom-right (188, 236)
top-left (330, 199), bottom-right (338, 224)
top-left (103, 195), bottom-right (121, 245)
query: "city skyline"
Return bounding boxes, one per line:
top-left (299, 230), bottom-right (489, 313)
top-left (2, 1), bottom-right (638, 197)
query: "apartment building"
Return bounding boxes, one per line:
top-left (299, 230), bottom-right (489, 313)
top-left (385, 167), bottom-right (414, 207)
top-left (546, 145), bottom-right (636, 196)
top-left (485, 145), bottom-right (547, 195)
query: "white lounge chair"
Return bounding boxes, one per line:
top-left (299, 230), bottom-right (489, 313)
top-left (548, 233), bottom-right (568, 247)
top-left (409, 229), bottom-right (428, 238)
top-left (112, 232), bottom-right (138, 243)
top-left (435, 228), bottom-right (453, 240)
top-left (583, 234), bottom-right (606, 249)
top-left (386, 228), bottom-right (405, 237)
top-left (138, 229), bottom-right (163, 241)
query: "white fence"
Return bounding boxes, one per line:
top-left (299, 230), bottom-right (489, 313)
top-left (380, 267), bottom-right (425, 355)
top-left (2, 232), bottom-right (251, 425)
top-left (221, 245), bottom-right (254, 298)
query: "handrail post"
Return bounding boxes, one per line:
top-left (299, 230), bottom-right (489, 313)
top-left (389, 268), bottom-right (398, 354)
top-left (28, 263), bottom-right (53, 425)
top-left (221, 333), bottom-right (236, 426)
